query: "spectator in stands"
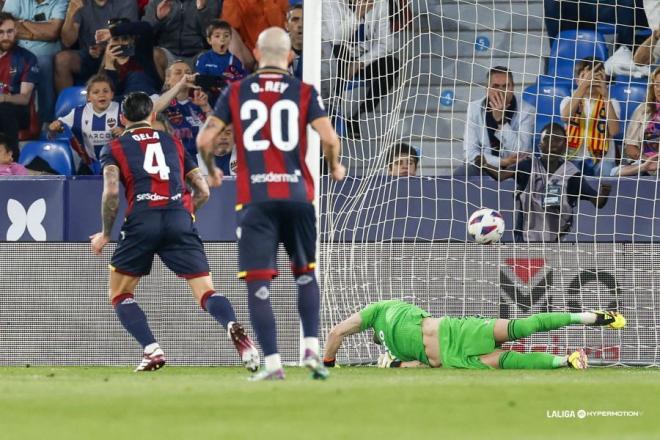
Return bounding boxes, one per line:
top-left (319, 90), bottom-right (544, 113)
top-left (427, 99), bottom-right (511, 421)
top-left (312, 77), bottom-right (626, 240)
top-left (153, 60), bottom-right (212, 158)
top-left (0, 12), bottom-right (38, 158)
top-left (386, 142), bottom-right (418, 177)
top-left (613, 67), bottom-right (660, 176)
top-left (324, 0), bottom-right (399, 139)
top-left (286, 4), bottom-right (302, 79)
top-left (0, 132), bottom-right (29, 175)
top-left (221, 0), bottom-right (289, 71)
top-left (500, 123), bottom-right (610, 242)
top-left (143, 0), bottom-right (221, 78)
top-left (2, 0), bottom-right (67, 123)
top-left (544, 0), bottom-right (646, 49)
top-left (197, 123), bottom-right (236, 177)
top-left (560, 58), bottom-right (620, 177)
top-left (195, 19), bottom-right (245, 104)
top-left (456, 66), bottom-right (534, 178)
top-left (48, 73), bottom-right (121, 174)
top-left (55, 0), bottom-right (138, 94)
top-left (633, 28), bottom-right (660, 65)
top-left (95, 18), bottom-right (162, 98)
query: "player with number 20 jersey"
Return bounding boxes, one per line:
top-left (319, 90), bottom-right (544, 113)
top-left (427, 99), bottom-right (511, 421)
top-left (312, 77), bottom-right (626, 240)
top-left (197, 27), bottom-right (345, 381)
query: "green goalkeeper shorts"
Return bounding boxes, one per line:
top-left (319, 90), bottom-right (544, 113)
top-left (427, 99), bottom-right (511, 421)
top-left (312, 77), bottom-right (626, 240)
top-left (439, 316), bottom-right (497, 369)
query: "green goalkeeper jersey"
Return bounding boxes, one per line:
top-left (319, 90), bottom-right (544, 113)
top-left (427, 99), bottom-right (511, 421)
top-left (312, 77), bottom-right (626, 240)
top-left (359, 300), bottom-right (431, 365)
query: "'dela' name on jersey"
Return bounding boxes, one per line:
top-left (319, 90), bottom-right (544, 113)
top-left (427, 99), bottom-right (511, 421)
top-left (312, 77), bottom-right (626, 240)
top-left (132, 131), bottom-right (160, 142)
top-left (251, 80), bottom-right (289, 94)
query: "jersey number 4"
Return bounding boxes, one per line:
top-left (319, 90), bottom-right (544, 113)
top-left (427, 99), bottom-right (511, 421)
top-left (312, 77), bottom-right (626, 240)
top-left (241, 99), bottom-right (299, 152)
top-left (143, 142), bottom-right (171, 180)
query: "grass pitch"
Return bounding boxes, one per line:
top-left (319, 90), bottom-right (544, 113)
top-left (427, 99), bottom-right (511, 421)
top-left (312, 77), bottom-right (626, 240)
top-left (0, 367), bottom-right (658, 440)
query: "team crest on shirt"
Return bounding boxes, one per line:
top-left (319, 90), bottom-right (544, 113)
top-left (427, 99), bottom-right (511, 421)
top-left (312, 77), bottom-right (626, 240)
top-left (165, 108), bottom-right (184, 126)
top-left (107, 118), bottom-right (117, 128)
top-left (8, 66), bottom-right (16, 76)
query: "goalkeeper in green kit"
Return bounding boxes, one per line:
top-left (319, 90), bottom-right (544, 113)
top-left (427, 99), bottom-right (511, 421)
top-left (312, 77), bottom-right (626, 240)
top-left (322, 300), bottom-right (626, 370)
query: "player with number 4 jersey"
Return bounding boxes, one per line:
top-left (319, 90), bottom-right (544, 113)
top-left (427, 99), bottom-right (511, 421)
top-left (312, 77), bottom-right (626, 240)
top-left (197, 27), bottom-right (346, 381)
top-left (91, 92), bottom-right (259, 373)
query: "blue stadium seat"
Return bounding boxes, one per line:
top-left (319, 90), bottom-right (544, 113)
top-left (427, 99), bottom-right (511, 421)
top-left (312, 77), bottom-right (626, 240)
top-left (522, 81), bottom-right (572, 145)
top-left (54, 86), bottom-right (87, 119)
top-left (18, 141), bottom-right (75, 176)
top-left (610, 79), bottom-right (647, 138)
top-left (547, 30), bottom-right (609, 81)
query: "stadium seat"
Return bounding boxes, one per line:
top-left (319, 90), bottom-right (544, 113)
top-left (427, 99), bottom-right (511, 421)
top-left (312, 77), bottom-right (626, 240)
top-left (18, 141), bottom-right (75, 176)
top-left (522, 81), bottom-right (572, 145)
top-left (609, 79), bottom-right (647, 138)
top-left (547, 30), bottom-right (609, 81)
top-left (54, 86), bottom-right (87, 119)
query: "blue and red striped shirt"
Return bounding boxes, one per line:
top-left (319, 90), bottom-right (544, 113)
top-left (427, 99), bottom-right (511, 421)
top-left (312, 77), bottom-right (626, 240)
top-left (0, 45), bottom-right (39, 95)
top-left (99, 124), bottom-right (197, 215)
top-left (211, 67), bottom-right (327, 207)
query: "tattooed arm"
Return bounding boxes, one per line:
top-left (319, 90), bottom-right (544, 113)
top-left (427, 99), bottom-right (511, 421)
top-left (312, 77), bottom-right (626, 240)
top-left (196, 116), bottom-right (226, 187)
top-left (186, 168), bottom-right (210, 212)
top-left (90, 165), bottom-right (120, 255)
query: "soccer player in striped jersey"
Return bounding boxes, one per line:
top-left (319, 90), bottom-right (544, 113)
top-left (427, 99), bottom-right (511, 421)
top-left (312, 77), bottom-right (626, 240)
top-left (49, 74), bottom-right (122, 173)
top-left (90, 92), bottom-right (259, 372)
top-left (197, 27), bottom-right (346, 381)
top-left (323, 300), bottom-right (626, 370)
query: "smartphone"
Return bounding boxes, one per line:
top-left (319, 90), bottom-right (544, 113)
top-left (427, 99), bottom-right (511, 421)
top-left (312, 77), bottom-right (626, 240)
top-left (33, 13), bottom-right (46, 22)
top-left (194, 74), bottom-right (226, 91)
top-left (118, 44), bottom-right (135, 58)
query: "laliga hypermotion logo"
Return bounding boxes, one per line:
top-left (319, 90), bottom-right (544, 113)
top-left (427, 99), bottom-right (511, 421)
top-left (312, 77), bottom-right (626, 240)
top-left (6, 199), bottom-right (47, 241)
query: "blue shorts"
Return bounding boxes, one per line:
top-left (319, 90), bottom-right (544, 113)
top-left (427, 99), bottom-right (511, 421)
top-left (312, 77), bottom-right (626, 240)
top-left (76, 49), bottom-right (102, 83)
top-left (237, 201), bottom-right (316, 280)
top-left (110, 209), bottom-right (209, 278)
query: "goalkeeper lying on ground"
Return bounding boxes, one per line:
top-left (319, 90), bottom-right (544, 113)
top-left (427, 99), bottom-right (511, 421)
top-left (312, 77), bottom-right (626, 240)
top-left (323, 300), bottom-right (625, 369)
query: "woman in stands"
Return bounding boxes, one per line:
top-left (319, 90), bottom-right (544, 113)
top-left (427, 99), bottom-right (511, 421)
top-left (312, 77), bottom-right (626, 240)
top-left (613, 67), bottom-right (660, 177)
top-left (48, 73), bottom-right (122, 174)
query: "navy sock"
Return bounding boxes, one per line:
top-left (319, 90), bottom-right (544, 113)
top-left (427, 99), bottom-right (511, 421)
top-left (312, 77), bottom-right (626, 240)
top-left (246, 280), bottom-right (278, 356)
top-left (201, 291), bottom-right (237, 329)
top-left (296, 273), bottom-right (320, 338)
top-left (112, 293), bottom-right (156, 348)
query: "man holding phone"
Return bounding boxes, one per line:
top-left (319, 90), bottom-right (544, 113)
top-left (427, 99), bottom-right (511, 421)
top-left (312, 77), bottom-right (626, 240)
top-left (456, 66), bottom-right (535, 178)
top-left (54, 0), bottom-right (138, 94)
top-left (95, 18), bottom-right (161, 99)
top-left (2, 0), bottom-right (67, 123)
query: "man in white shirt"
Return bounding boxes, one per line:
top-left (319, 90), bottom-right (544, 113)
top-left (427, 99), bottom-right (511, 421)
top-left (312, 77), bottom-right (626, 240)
top-left (455, 66), bottom-right (535, 178)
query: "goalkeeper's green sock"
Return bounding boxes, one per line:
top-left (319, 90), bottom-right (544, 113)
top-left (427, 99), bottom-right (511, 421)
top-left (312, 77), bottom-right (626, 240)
top-left (498, 350), bottom-right (566, 369)
top-left (507, 312), bottom-right (588, 340)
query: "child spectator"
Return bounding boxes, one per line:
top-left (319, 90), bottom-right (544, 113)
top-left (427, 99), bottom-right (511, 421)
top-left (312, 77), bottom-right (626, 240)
top-left (386, 142), bottom-right (418, 177)
top-left (153, 60), bottom-right (212, 158)
top-left (195, 19), bottom-right (245, 103)
top-left (0, 132), bottom-right (29, 175)
top-left (48, 73), bottom-right (121, 174)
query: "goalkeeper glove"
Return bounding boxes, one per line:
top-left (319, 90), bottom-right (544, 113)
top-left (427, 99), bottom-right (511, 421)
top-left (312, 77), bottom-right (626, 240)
top-left (377, 352), bottom-right (402, 368)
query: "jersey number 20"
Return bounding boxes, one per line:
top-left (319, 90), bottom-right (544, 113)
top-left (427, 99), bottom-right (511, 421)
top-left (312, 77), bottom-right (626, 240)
top-left (241, 99), bottom-right (299, 152)
top-left (143, 142), bottom-right (171, 180)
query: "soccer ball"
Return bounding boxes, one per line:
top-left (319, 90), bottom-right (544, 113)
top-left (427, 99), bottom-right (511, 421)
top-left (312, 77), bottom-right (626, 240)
top-left (468, 208), bottom-right (505, 244)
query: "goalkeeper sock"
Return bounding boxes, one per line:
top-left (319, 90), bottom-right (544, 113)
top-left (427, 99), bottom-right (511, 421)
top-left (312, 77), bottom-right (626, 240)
top-left (201, 291), bottom-right (236, 329)
top-left (499, 351), bottom-right (566, 369)
top-left (507, 312), bottom-right (573, 340)
top-left (246, 280), bottom-right (278, 356)
top-left (112, 293), bottom-right (156, 348)
top-left (296, 273), bottom-right (320, 339)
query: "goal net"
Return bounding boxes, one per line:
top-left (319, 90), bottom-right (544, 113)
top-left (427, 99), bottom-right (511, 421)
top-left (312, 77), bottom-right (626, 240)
top-left (317, 0), bottom-right (660, 366)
